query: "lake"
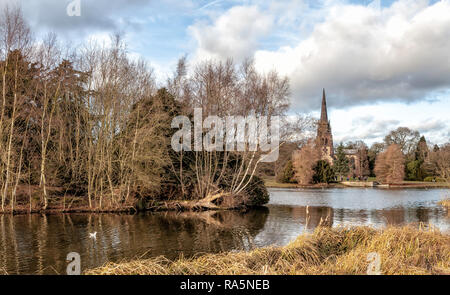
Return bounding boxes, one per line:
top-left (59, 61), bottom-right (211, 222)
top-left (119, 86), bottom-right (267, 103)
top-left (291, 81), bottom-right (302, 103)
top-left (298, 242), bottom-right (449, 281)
top-left (0, 187), bottom-right (448, 274)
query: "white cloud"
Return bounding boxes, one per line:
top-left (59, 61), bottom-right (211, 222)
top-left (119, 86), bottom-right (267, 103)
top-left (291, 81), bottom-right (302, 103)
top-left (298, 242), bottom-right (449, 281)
top-left (186, 0), bottom-right (450, 144)
top-left (330, 98), bottom-right (450, 145)
top-left (188, 5), bottom-right (273, 64)
top-left (253, 0), bottom-right (450, 111)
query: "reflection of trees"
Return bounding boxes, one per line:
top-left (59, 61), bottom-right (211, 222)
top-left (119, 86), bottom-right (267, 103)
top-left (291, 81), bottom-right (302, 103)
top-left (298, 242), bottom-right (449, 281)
top-left (291, 206), bottom-right (334, 229)
top-left (0, 203), bottom-right (446, 275)
top-left (374, 207), bottom-right (434, 226)
top-left (414, 207), bottom-right (430, 224)
top-left (334, 208), bottom-right (347, 224)
top-left (253, 206), bottom-right (335, 246)
top-left (0, 209), bottom-right (269, 274)
top-left (138, 208), bottom-right (270, 256)
top-left (380, 208), bottom-right (405, 225)
top-left (0, 215), bottom-right (6, 273)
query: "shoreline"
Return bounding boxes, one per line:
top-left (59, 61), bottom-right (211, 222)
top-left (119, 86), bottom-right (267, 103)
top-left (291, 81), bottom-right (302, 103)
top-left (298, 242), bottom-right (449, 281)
top-left (0, 198), bottom-right (258, 216)
top-left (439, 199), bottom-right (450, 207)
top-left (12, 184), bottom-right (446, 213)
top-left (264, 180), bottom-right (450, 189)
top-left (3, 182), bottom-right (448, 215)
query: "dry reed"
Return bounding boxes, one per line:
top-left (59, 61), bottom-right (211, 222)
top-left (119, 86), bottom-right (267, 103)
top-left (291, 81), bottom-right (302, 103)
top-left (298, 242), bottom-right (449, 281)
top-left (439, 199), bottom-right (450, 208)
top-left (85, 225), bottom-right (450, 275)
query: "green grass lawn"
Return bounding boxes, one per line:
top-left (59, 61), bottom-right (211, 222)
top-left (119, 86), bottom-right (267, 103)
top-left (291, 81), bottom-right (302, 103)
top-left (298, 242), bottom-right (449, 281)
top-left (264, 178), bottom-right (298, 188)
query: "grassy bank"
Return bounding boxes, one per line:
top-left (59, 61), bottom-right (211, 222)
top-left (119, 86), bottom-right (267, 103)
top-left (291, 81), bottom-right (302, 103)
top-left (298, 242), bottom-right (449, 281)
top-left (85, 225), bottom-right (450, 275)
top-left (264, 177), bottom-right (450, 189)
top-left (389, 181), bottom-right (450, 188)
top-left (263, 178), bottom-right (346, 189)
top-left (264, 178), bottom-right (299, 188)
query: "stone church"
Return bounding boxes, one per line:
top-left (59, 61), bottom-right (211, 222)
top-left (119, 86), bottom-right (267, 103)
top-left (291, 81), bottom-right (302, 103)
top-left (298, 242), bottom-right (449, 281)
top-left (315, 89), bottom-right (364, 177)
top-left (315, 89), bottom-right (334, 164)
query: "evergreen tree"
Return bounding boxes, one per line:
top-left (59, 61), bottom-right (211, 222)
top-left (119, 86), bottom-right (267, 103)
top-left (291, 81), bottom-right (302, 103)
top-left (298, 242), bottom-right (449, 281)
top-left (313, 160), bottom-right (335, 184)
top-left (406, 136), bottom-right (429, 180)
top-left (406, 160), bottom-right (422, 181)
top-left (334, 143), bottom-right (349, 180)
top-left (415, 136), bottom-right (429, 162)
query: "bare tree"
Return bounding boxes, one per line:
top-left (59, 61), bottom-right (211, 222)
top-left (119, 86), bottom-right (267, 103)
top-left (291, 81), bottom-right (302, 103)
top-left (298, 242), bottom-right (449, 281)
top-left (428, 144), bottom-right (450, 182)
top-left (384, 127), bottom-right (420, 158)
top-left (0, 5), bottom-right (31, 211)
top-left (280, 113), bottom-right (316, 143)
top-left (0, 9), bottom-right (296, 212)
top-left (374, 144), bottom-right (405, 184)
top-left (169, 58), bottom-right (290, 201)
top-left (35, 33), bottom-right (62, 209)
top-left (355, 143), bottom-right (370, 178)
top-left (292, 140), bottom-right (319, 185)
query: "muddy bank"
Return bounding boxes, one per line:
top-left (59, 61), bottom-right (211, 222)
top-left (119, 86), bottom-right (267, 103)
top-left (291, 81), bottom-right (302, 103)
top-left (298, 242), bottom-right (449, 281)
top-left (1, 190), bottom-right (261, 215)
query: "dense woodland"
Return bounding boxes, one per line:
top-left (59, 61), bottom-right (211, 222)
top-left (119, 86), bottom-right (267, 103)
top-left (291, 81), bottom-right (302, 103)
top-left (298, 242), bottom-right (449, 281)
top-left (0, 6), bottom-right (292, 212)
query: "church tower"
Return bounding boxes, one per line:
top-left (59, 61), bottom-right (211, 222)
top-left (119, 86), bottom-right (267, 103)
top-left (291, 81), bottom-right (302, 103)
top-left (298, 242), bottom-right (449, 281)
top-left (316, 89), bottom-right (334, 164)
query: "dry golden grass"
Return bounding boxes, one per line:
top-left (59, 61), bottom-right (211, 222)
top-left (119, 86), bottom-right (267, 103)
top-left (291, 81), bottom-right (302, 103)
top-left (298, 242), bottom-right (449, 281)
top-left (85, 226), bottom-right (450, 275)
top-left (439, 199), bottom-right (450, 208)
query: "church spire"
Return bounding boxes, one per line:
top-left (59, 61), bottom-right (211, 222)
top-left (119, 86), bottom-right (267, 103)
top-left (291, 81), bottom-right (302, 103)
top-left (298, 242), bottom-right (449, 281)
top-left (316, 88), bottom-right (334, 163)
top-left (320, 88), bottom-right (328, 123)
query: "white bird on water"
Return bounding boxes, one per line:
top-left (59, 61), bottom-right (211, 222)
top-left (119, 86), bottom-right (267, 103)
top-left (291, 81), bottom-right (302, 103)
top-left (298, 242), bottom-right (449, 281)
top-left (89, 232), bottom-right (97, 240)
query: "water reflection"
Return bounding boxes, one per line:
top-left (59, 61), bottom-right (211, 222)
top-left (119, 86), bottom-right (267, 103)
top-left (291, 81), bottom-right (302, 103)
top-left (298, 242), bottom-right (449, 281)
top-left (0, 209), bottom-right (269, 274)
top-left (253, 204), bottom-right (448, 249)
top-left (0, 187), bottom-right (448, 274)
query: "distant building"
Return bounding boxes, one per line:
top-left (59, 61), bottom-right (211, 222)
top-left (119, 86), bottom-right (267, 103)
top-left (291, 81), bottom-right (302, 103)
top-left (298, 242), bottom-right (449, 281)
top-left (314, 89), bottom-right (368, 178)
top-left (315, 89), bottom-right (334, 164)
top-left (343, 149), bottom-right (362, 178)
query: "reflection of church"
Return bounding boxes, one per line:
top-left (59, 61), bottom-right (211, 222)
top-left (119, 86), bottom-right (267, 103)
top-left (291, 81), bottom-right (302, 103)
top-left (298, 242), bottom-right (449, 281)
top-left (315, 89), bottom-right (361, 175)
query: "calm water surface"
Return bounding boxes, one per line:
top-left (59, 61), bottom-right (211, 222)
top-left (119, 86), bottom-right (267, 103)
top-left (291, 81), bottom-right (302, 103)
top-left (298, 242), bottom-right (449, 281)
top-left (0, 187), bottom-right (448, 274)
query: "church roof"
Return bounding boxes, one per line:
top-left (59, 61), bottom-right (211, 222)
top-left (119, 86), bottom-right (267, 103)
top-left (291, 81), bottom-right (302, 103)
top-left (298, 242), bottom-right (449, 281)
top-left (320, 88), bottom-right (328, 123)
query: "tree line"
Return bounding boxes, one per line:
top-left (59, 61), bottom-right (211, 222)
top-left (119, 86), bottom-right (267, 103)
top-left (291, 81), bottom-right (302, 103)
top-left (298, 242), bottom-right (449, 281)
top-left (0, 6), bottom-right (290, 212)
top-left (278, 127), bottom-right (449, 185)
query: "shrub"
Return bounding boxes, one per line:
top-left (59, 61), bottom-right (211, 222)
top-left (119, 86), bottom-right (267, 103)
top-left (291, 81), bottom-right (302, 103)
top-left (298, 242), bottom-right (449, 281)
top-left (424, 176), bottom-right (446, 182)
top-left (276, 160), bottom-right (296, 183)
top-left (313, 160), bottom-right (335, 184)
top-left (243, 175), bottom-right (270, 206)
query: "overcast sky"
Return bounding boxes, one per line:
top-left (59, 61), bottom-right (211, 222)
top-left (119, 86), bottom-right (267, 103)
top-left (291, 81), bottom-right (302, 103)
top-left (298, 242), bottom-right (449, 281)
top-left (2, 0), bottom-right (449, 145)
